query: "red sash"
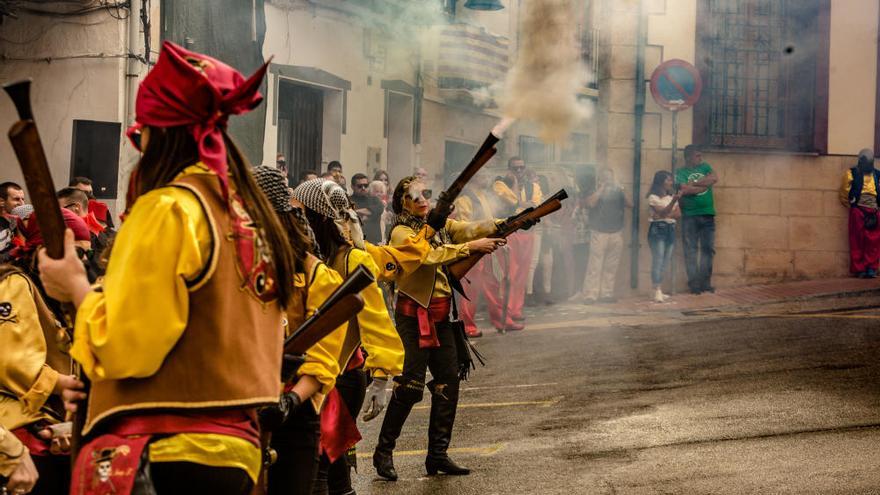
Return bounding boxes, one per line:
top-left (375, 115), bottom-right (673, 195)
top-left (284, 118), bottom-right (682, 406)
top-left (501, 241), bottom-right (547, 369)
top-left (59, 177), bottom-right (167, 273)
top-left (70, 410), bottom-right (259, 495)
top-left (318, 389), bottom-right (361, 463)
top-left (396, 295), bottom-right (451, 349)
top-left (12, 426), bottom-right (51, 457)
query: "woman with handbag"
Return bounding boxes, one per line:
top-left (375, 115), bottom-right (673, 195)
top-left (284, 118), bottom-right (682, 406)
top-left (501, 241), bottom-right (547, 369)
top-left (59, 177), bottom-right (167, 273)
top-left (373, 176), bottom-right (504, 480)
top-left (646, 171), bottom-right (682, 303)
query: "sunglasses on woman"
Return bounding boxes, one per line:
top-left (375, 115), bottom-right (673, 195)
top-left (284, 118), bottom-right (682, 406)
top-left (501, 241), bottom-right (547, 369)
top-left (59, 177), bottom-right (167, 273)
top-left (408, 188), bottom-right (432, 201)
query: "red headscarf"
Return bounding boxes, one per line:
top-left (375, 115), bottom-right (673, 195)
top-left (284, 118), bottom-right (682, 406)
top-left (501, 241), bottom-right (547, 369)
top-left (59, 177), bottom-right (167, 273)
top-left (127, 41), bottom-right (270, 199)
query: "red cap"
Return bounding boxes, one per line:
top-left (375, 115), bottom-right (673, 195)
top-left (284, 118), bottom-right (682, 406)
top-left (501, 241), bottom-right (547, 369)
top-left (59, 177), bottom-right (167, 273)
top-left (127, 41), bottom-right (270, 198)
top-left (16, 208), bottom-right (92, 258)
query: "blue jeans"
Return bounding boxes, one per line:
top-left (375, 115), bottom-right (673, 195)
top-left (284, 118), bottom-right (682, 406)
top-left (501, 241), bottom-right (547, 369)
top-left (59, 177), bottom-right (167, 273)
top-left (648, 222), bottom-right (676, 286)
top-left (681, 215), bottom-right (716, 290)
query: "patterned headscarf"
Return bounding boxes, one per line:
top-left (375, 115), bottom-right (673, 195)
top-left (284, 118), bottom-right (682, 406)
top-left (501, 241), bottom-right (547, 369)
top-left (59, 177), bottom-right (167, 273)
top-left (253, 166), bottom-right (320, 253)
top-left (252, 166), bottom-right (292, 213)
top-left (292, 179), bottom-right (340, 220)
top-left (292, 179), bottom-right (364, 249)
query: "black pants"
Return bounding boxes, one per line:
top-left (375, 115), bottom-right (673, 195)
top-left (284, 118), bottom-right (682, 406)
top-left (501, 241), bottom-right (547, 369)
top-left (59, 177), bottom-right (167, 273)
top-left (682, 215), bottom-right (716, 290)
top-left (312, 368), bottom-right (367, 495)
top-left (268, 404), bottom-right (321, 495)
top-left (396, 315), bottom-right (460, 389)
top-left (151, 461), bottom-right (252, 495)
top-left (30, 454), bottom-right (69, 495)
top-left (378, 314), bottom-right (461, 457)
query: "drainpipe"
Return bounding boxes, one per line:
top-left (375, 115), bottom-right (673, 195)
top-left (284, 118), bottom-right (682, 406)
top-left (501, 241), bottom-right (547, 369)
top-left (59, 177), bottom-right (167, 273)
top-left (125, 0), bottom-right (142, 127)
top-left (630, 0), bottom-right (646, 289)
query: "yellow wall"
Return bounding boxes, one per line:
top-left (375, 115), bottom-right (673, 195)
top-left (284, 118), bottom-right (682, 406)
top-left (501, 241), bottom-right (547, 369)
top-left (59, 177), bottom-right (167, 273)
top-left (827, 0), bottom-right (879, 154)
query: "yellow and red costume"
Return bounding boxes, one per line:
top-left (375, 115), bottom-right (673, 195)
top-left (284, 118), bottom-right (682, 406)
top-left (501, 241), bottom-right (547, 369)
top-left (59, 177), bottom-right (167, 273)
top-left (70, 41), bottom-right (285, 495)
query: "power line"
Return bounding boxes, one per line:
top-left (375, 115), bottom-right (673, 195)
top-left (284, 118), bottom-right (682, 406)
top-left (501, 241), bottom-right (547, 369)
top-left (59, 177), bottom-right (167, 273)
top-left (0, 52), bottom-right (150, 65)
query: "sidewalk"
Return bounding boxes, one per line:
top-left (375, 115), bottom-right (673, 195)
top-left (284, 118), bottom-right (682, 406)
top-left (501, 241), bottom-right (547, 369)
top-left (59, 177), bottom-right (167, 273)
top-left (613, 277), bottom-right (880, 313)
top-left (483, 277), bottom-right (880, 333)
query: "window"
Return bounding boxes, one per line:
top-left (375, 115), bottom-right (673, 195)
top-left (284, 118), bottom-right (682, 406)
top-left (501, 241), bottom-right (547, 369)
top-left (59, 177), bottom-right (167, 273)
top-left (694, 0), bottom-right (828, 152)
top-left (561, 133), bottom-right (591, 163)
top-left (518, 135), bottom-right (553, 165)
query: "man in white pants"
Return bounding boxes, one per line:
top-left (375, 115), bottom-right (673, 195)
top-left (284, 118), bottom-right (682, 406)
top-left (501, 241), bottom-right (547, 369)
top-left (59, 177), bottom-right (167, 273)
top-left (579, 168), bottom-right (631, 303)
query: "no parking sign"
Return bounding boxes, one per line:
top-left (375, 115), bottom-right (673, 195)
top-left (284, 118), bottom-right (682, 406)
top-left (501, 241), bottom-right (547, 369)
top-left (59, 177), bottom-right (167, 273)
top-left (649, 59), bottom-right (702, 112)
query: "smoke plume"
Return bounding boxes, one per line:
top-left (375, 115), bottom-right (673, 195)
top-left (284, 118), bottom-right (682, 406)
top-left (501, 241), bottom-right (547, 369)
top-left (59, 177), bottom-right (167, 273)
top-left (500, 0), bottom-right (588, 143)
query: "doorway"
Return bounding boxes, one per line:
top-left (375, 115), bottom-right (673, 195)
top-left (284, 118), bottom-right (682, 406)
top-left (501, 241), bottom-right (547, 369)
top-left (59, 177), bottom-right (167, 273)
top-left (277, 81), bottom-right (323, 182)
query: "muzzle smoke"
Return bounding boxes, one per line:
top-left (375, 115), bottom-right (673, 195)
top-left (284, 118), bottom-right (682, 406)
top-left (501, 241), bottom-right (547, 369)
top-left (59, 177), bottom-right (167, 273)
top-left (500, 0), bottom-right (589, 143)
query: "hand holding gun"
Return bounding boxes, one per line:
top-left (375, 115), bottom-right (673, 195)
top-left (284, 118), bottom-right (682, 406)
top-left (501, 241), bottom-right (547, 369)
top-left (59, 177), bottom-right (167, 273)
top-left (4, 79), bottom-right (89, 467)
top-left (254, 265), bottom-right (375, 495)
top-left (448, 190), bottom-right (569, 283)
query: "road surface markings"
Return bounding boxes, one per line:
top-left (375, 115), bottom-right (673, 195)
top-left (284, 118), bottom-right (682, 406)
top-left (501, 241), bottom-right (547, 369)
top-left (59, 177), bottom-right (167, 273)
top-left (356, 444), bottom-right (506, 458)
top-left (413, 397), bottom-right (561, 411)
top-left (462, 382), bottom-right (559, 392)
top-left (701, 311), bottom-right (880, 321)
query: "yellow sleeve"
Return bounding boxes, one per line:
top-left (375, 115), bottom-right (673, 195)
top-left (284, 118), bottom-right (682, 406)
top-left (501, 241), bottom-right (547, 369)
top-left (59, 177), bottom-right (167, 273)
top-left (0, 425), bottom-right (25, 477)
top-left (0, 273), bottom-right (59, 416)
top-left (346, 249), bottom-right (404, 378)
top-left (445, 218), bottom-right (500, 244)
top-left (840, 170), bottom-right (853, 206)
top-left (71, 186), bottom-right (212, 381)
top-left (493, 180), bottom-right (518, 206)
top-left (532, 181), bottom-right (544, 204)
top-left (390, 225), bottom-right (469, 267)
top-left (298, 262), bottom-right (345, 411)
top-left (454, 196), bottom-right (474, 222)
top-left (364, 225), bottom-right (435, 282)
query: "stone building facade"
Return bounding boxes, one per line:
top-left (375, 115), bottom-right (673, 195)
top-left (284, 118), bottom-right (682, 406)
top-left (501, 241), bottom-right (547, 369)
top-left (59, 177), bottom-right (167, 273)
top-left (597, 0), bottom-right (879, 292)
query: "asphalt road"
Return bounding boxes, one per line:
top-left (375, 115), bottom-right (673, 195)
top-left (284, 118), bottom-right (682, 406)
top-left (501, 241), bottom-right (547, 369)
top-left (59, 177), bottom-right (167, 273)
top-left (351, 302), bottom-right (880, 495)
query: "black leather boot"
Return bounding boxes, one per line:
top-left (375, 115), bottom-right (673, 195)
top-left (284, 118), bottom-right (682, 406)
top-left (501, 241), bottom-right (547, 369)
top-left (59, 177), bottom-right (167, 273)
top-left (374, 385), bottom-right (420, 481)
top-left (425, 381), bottom-right (470, 476)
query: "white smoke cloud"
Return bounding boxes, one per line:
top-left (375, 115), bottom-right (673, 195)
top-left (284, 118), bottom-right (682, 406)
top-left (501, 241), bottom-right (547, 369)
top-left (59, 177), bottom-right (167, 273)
top-left (499, 0), bottom-right (589, 144)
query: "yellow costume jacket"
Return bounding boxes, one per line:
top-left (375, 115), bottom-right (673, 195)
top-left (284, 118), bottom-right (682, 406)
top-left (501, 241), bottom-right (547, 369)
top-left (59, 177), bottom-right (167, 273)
top-left (71, 164), bottom-right (265, 482)
top-left (293, 254), bottom-right (346, 412)
top-left (330, 248), bottom-right (404, 378)
top-left (0, 425), bottom-right (25, 477)
top-left (0, 267), bottom-right (66, 431)
top-left (363, 224), bottom-right (436, 282)
top-left (390, 218), bottom-right (499, 308)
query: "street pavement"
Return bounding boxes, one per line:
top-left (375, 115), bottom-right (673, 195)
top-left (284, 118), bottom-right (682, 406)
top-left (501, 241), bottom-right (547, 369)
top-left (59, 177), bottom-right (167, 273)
top-left (351, 294), bottom-right (880, 494)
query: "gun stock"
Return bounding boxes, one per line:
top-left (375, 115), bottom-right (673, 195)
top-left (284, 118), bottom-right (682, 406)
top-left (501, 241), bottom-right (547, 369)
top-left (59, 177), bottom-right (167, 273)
top-left (5, 80), bottom-right (66, 260)
top-left (448, 189), bottom-right (569, 282)
top-left (4, 79), bottom-right (86, 467)
top-left (284, 294), bottom-right (364, 355)
top-left (283, 264), bottom-right (374, 354)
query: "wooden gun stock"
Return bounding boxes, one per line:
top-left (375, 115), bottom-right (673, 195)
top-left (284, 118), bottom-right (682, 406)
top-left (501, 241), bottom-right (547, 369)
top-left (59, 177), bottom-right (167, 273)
top-left (5, 80), bottom-right (65, 260)
top-left (283, 264), bottom-right (375, 355)
top-left (448, 189), bottom-right (569, 282)
top-left (284, 294), bottom-right (364, 355)
top-left (4, 79), bottom-right (87, 467)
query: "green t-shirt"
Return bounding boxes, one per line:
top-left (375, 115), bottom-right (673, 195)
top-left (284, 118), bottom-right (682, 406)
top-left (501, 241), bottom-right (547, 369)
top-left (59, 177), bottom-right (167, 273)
top-left (675, 163), bottom-right (716, 216)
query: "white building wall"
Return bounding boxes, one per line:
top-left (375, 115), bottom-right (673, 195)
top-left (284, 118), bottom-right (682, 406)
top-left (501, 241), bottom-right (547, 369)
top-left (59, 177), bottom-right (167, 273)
top-left (0, 6), bottom-right (154, 215)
